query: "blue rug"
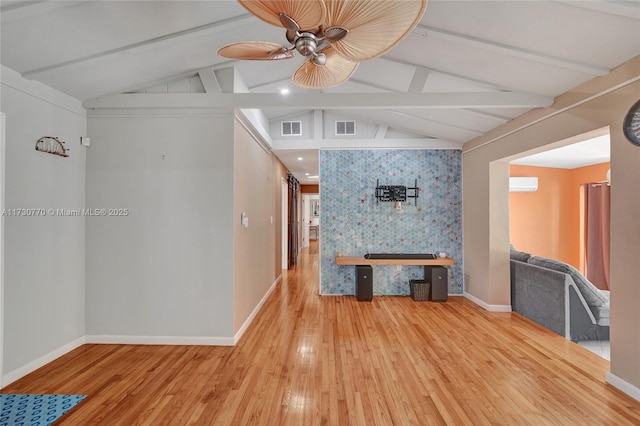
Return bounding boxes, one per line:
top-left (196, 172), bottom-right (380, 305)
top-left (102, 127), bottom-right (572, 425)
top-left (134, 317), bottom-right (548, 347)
top-left (0, 394), bottom-right (86, 426)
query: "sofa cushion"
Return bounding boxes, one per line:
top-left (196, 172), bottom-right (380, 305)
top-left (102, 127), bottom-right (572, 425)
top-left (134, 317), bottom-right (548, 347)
top-left (592, 304), bottom-right (610, 326)
top-left (527, 256), bottom-right (609, 308)
top-left (510, 245), bottom-right (531, 262)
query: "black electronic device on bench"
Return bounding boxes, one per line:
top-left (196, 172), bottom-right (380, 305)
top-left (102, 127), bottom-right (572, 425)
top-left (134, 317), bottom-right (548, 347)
top-left (364, 253), bottom-right (437, 260)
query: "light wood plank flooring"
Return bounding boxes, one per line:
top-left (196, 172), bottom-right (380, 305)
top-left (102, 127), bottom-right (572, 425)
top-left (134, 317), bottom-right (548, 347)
top-left (3, 241), bottom-right (640, 424)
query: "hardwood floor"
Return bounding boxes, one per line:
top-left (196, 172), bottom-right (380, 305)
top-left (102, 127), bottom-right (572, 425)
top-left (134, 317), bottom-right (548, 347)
top-left (4, 240), bottom-right (640, 425)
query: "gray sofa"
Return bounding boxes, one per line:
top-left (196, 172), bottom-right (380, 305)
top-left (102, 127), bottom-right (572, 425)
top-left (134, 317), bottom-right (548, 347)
top-left (510, 247), bottom-right (609, 341)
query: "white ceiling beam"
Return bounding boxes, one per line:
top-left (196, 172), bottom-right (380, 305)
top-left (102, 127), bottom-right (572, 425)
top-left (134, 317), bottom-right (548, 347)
top-left (272, 138), bottom-right (460, 151)
top-left (197, 68), bottom-right (222, 94)
top-left (407, 67), bottom-right (431, 93)
top-left (0, 0), bottom-right (86, 23)
top-left (552, 0), bottom-right (640, 20)
top-left (22, 14), bottom-right (254, 78)
top-left (375, 125), bottom-right (389, 140)
top-left (346, 78), bottom-right (395, 93)
top-left (245, 57), bottom-right (520, 95)
top-left (346, 109), bottom-right (482, 143)
top-left (380, 56), bottom-right (520, 93)
top-left (122, 71), bottom-right (200, 94)
top-left (313, 110), bottom-right (323, 140)
top-left (416, 24), bottom-right (610, 76)
top-left (267, 110), bottom-right (314, 122)
top-left (248, 76), bottom-right (292, 90)
top-left (84, 91), bottom-right (553, 110)
top-left (249, 76), bottom-right (396, 93)
top-left (464, 108), bottom-right (513, 122)
top-left (253, 91), bottom-right (554, 109)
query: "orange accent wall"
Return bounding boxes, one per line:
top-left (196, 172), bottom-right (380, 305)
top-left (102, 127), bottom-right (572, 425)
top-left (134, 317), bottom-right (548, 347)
top-left (510, 162), bottom-right (609, 270)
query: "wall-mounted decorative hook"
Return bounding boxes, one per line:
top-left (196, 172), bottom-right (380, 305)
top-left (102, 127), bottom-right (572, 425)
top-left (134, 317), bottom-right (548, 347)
top-left (35, 136), bottom-right (70, 158)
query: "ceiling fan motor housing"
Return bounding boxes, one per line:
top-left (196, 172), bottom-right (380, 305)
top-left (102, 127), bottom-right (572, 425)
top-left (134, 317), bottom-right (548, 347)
top-left (295, 32), bottom-right (319, 57)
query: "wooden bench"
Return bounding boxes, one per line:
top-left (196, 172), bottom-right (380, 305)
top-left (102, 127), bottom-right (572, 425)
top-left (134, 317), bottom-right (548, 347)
top-left (335, 256), bottom-right (454, 266)
top-left (335, 255), bottom-right (455, 301)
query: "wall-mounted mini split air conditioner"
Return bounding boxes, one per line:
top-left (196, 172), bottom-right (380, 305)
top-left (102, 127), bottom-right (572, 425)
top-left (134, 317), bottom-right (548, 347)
top-left (509, 177), bottom-right (539, 192)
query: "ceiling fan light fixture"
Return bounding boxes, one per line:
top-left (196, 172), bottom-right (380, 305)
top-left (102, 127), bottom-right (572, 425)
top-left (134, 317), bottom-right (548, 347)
top-left (312, 53), bottom-right (327, 66)
top-left (293, 46), bottom-right (358, 89)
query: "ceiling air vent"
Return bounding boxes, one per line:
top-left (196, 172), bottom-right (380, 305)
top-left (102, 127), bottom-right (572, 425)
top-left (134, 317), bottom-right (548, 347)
top-left (281, 121), bottom-right (302, 136)
top-left (336, 121), bottom-right (356, 136)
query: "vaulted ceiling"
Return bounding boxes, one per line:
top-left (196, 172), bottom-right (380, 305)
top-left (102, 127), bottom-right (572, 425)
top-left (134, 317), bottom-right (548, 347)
top-left (2, 0), bottom-right (639, 183)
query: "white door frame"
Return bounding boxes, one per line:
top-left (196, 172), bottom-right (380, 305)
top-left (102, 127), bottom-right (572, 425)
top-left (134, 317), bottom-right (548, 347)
top-left (301, 195), bottom-right (310, 249)
top-left (281, 178), bottom-right (288, 270)
top-left (0, 113), bottom-right (6, 388)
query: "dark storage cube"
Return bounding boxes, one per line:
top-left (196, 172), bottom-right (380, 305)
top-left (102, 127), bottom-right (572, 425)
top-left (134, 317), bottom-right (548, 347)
top-left (425, 266), bottom-right (448, 301)
top-left (410, 279), bottom-right (431, 301)
top-left (356, 265), bottom-right (373, 301)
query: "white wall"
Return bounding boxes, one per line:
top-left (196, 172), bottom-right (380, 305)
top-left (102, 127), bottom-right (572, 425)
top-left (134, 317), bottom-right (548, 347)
top-left (233, 119), bottom-right (279, 335)
top-left (86, 111), bottom-right (235, 342)
top-left (0, 66), bottom-right (87, 380)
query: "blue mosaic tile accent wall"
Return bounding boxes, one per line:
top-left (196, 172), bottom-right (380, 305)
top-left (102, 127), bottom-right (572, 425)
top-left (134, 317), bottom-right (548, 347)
top-left (320, 149), bottom-right (463, 295)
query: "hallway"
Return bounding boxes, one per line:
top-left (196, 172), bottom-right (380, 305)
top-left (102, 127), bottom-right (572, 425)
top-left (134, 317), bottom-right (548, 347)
top-left (3, 242), bottom-right (639, 425)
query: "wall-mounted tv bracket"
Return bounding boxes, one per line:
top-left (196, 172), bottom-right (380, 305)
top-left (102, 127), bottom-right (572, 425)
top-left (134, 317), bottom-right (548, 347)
top-left (375, 179), bottom-right (419, 206)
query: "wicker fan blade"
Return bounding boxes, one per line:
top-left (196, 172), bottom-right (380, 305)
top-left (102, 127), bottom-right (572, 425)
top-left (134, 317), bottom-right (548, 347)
top-left (323, 0), bottom-right (427, 62)
top-left (218, 42), bottom-right (294, 60)
top-left (292, 46), bottom-right (358, 89)
top-left (238, 0), bottom-right (326, 30)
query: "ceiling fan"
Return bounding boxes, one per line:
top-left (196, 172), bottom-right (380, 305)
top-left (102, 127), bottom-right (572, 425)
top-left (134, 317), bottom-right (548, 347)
top-left (218, 0), bottom-right (427, 89)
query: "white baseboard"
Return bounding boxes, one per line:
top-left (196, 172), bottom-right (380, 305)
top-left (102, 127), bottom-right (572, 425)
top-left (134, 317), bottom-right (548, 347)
top-left (233, 275), bottom-right (282, 344)
top-left (464, 292), bottom-right (512, 312)
top-left (85, 335), bottom-right (234, 346)
top-left (606, 371), bottom-right (640, 402)
top-left (2, 336), bottom-right (86, 387)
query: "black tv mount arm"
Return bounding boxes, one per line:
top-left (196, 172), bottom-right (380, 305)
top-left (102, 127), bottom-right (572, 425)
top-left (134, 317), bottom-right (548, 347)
top-left (375, 179), bottom-right (419, 206)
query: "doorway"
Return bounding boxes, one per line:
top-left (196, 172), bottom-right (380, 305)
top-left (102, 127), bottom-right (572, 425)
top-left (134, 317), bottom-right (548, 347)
top-left (301, 194), bottom-right (320, 249)
top-left (506, 127), bottom-right (611, 360)
top-left (0, 113), bottom-right (5, 387)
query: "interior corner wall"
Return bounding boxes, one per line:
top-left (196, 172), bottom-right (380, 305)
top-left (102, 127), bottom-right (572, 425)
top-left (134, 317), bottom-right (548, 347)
top-left (232, 119), bottom-right (279, 334)
top-left (0, 66), bottom-right (86, 380)
top-left (86, 111), bottom-right (235, 341)
top-left (462, 74), bottom-right (640, 393)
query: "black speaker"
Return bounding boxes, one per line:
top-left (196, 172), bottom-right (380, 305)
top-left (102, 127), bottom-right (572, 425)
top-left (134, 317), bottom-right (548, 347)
top-left (425, 266), bottom-right (448, 301)
top-left (356, 265), bottom-right (373, 301)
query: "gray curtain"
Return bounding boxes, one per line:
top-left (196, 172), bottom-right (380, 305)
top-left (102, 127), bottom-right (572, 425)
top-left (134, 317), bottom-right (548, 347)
top-left (582, 183), bottom-right (610, 290)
